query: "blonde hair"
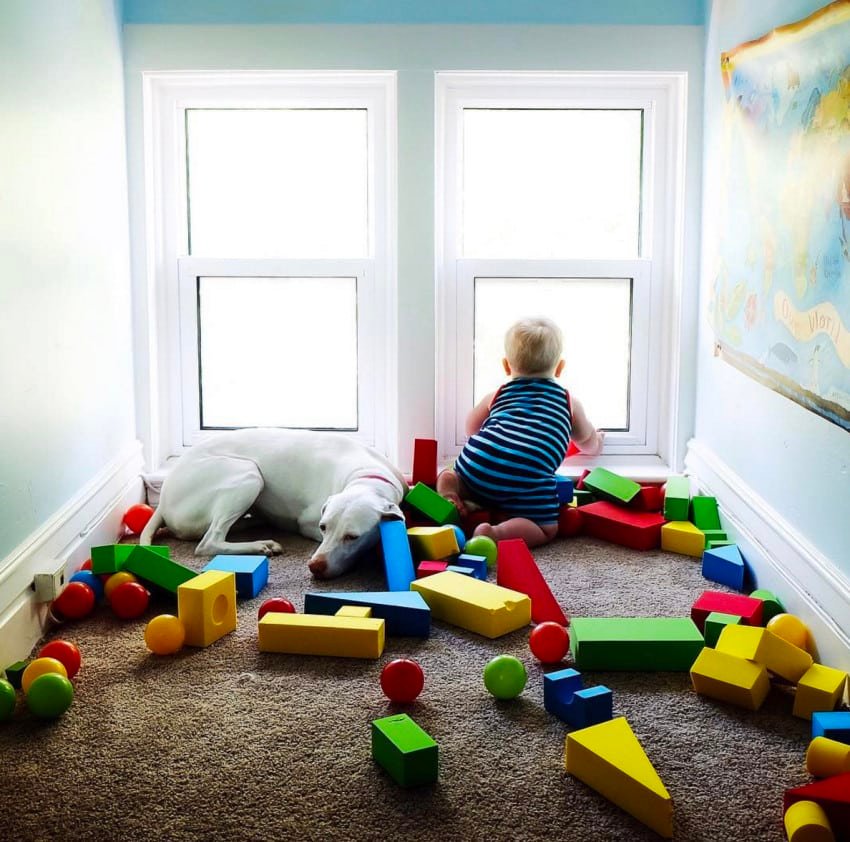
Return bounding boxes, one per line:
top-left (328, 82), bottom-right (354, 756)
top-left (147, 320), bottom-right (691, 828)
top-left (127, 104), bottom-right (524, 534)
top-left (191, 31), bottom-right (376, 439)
top-left (504, 317), bottom-right (563, 376)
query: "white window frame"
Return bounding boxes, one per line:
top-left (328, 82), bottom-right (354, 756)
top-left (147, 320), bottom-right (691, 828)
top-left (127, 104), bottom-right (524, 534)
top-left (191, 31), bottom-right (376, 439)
top-left (435, 71), bottom-right (687, 473)
top-left (142, 71), bottom-right (397, 468)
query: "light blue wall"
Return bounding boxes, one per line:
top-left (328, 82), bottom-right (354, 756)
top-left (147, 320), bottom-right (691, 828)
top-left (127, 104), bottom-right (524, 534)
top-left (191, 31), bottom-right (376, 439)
top-left (0, 1), bottom-right (137, 560)
top-left (123, 23), bottom-right (705, 471)
top-left (124, 0), bottom-right (706, 25)
top-left (696, 0), bottom-right (850, 569)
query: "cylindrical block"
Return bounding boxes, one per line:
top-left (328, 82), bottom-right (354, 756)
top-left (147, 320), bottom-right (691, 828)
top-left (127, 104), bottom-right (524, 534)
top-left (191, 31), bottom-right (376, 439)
top-left (806, 736), bottom-right (850, 778)
top-left (784, 799), bottom-right (835, 842)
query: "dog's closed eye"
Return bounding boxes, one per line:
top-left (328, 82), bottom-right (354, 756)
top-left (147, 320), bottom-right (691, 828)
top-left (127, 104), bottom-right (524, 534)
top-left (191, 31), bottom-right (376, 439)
top-left (344, 534), bottom-right (358, 542)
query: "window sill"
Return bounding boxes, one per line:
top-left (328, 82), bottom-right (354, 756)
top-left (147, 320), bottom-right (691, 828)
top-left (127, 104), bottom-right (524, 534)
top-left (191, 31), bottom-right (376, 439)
top-left (557, 453), bottom-right (674, 483)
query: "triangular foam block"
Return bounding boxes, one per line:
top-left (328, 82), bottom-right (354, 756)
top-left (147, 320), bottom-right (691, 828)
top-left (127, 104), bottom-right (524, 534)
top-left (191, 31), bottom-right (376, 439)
top-left (565, 716), bottom-right (672, 838)
top-left (496, 539), bottom-right (568, 625)
top-left (304, 590), bottom-right (430, 637)
top-left (784, 772), bottom-right (850, 836)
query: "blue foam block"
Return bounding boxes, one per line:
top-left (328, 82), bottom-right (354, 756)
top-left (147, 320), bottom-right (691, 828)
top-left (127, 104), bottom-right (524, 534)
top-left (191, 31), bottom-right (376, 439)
top-left (304, 590), bottom-right (431, 637)
top-left (701, 544), bottom-right (746, 591)
top-left (812, 711), bottom-right (850, 744)
top-left (543, 667), bottom-right (613, 728)
top-left (446, 565), bottom-right (475, 577)
top-left (203, 555), bottom-right (269, 599)
top-left (555, 475), bottom-right (575, 504)
top-left (379, 519), bottom-right (416, 591)
top-left (455, 553), bottom-right (487, 580)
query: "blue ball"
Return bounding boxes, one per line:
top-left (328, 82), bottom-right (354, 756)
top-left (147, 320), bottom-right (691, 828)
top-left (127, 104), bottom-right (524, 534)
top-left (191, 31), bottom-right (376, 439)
top-left (451, 525), bottom-right (467, 552)
top-left (69, 570), bottom-right (104, 602)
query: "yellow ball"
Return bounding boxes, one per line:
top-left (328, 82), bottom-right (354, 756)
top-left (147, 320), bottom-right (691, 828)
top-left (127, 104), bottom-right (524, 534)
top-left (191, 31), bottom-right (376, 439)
top-left (767, 613), bottom-right (809, 650)
top-left (105, 571), bottom-right (139, 601)
top-left (144, 614), bottom-right (186, 655)
top-left (22, 657), bottom-right (68, 694)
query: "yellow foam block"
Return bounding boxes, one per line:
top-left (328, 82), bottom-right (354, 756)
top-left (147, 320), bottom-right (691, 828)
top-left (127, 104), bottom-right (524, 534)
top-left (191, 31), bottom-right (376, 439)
top-left (794, 663), bottom-right (848, 720)
top-left (565, 716), bottom-right (672, 839)
top-left (806, 737), bottom-right (850, 778)
top-left (177, 570), bottom-right (237, 648)
top-left (715, 624), bottom-right (813, 683)
top-left (335, 605), bottom-right (373, 618)
top-left (258, 613), bottom-right (385, 658)
top-left (690, 646), bottom-right (770, 710)
top-left (660, 520), bottom-right (705, 557)
top-left (406, 526), bottom-right (460, 560)
top-left (410, 571), bottom-right (530, 638)
top-left (784, 800), bottom-right (835, 842)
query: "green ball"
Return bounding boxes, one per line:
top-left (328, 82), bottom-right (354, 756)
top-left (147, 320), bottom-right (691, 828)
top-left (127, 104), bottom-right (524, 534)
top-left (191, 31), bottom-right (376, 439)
top-left (464, 535), bottom-right (498, 568)
top-left (0, 679), bottom-right (16, 722)
top-left (483, 655), bottom-right (527, 700)
top-left (26, 673), bottom-right (74, 720)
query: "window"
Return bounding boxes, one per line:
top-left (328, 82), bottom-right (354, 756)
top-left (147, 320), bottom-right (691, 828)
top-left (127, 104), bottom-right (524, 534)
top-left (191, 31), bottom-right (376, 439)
top-left (143, 72), bottom-right (396, 465)
top-left (436, 72), bottom-right (686, 466)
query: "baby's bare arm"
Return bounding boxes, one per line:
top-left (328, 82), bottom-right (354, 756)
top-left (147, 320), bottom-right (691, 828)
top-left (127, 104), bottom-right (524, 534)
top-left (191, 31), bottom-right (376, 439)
top-left (570, 396), bottom-right (605, 456)
top-left (466, 391), bottom-right (497, 437)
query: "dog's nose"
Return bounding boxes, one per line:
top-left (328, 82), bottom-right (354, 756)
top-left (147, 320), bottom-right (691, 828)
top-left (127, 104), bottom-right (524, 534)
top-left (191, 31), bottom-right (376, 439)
top-left (309, 557), bottom-right (328, 578)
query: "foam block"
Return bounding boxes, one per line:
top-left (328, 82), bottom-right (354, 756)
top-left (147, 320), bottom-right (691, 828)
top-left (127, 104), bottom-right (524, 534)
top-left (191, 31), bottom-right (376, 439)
top-left (4, 661), bottom-right (27, 689)
top-left (544, 668), bottom-right (612, 728)
top-left (663, 476), bottom-right (690, 521)
top-left (690, 496), bottom-right (721, 530)
top-left (813, 712), bottom-right (850, 744)
top-left (570, 617), bottom-right (704, 671)
top-left (806, 737), bottom-right (850, 777)
top-left (90, 544), bottom-right (138, 574)
top-left (125, 545), bottom-right (197, 593)
top-left (704, 612), bottom-right (743, 648)
top-left (258, 612), bottom-right (385, 658)
top-left (406, 526), bottom-right (460, 560)
top-left (565, 716), bottom-right (672, 838)
top-left (304, 590), bottom-right (430, 637)
top-left (410, 571), bottom-right (531, 638)
top-left (404, 482), bottom-right (460, 525)
top-left (582, 467), bottom-right (641, 504)
top-left (691, 590), bottom-right (763, 632)
top-left (784, 800), bottom-right (836, 842)
top-left (715, 624), bottom-right (812, 683)
top-left (372, 714), bottom-right (438, 787)
top-left (631, 484), bottom-right (665, 512)
top-left (701, 545), bottom-right (746, 591)
top-left (794, 664), bottom-right (848, 720)
top-left (689, 647), bottom-right (770, 710)
top-left (203, 555), bottom-right (268, 599)
top-left (661, 521), bottom-right (705, 557)
top-left (446, 565), bottom-right (474, 577)
top-left (555, 475), bottom-right (574, 504)
top-left (455, 554), bottom-right (487, 580)
top-left (579, 501), bottom-right (665, 551)
top-left (748, 589), bottom-right (785, 624)
top-left (380, 519), bottom-right (416, 592)
top-left (784, 773), bottom-right (850, 838)
top-left (702, 529), bottom-right (729, 548)
top-left (495, 538), bottom-right (568, 625)
top-left (177, 570), bottom-right (237, 648)
top-left (417, 561), bottom-right (449, 578)
top-left (335, 605), bottom-right (373, 618)
top-left (411, 438), bottom-right (438, 487)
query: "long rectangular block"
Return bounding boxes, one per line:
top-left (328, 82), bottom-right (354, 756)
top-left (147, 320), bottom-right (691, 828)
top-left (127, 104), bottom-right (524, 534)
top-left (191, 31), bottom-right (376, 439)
top-left (406, 526), bottom-right (459, 560)
top-left (813, 712), bottom-right (850, 744)
top-left (691, 591), bottom-right (763, 632)
top-left (258, 612), bottom-right (385, 658)
top-left (794, 664), bottom-right (848, 720)
top-left (663, 476), bottom-right (690, 521)
top-left (410, 571), bottom-right (530, 638)
top-left (582, 467), bottom-right (641, 505)
top-left (411, 438), bottom-right (438, 487)
top-left (380, 519), bottom-right (416, 592)
top-left (689, 646), bottom-right (771, 710)
top-left (404, 482), bottom-right (460, 525)
top-left (372, 714), bottom-right (438, 787)
top-left (661, 521), bottom-right (705, 557)
top-left (496, 538), bottom-right (568, 625)
top-left (304, 590), bottom-right (430, 637)
top-left (125, 545), bottom-right (197, 593)
top-left (715, 624), bottom-right (812, 683)
top-left (579, 501), bottom-right (665, 551)
top-left (91, 543), bottom-right (170, 575)
top-left (570, 617), bottom-right (704, 671)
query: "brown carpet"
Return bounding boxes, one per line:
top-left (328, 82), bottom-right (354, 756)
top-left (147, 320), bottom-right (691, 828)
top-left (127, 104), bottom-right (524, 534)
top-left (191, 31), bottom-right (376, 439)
top-left (0, 527), bottom-right (817, 841)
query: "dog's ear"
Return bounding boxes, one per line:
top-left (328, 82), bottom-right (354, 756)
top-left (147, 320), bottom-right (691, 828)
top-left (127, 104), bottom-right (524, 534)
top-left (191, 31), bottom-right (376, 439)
top-left (380, 502), bottom-right (404, 521)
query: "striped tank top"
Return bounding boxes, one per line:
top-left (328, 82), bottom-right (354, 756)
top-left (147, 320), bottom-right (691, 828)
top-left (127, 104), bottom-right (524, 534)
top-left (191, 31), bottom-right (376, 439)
top-left (455, 377), bottom-right (572, 525)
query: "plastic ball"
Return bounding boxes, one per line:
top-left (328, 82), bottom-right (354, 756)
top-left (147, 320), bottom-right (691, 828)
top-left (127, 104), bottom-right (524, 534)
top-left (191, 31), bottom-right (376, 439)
top-left (144, 614), bottom-right (186, 655)
top-left (258, 598), bottom-right (296, 620)
top-left (22, 657), bottom-right (68, 694)
top-left (767, 613), bottom-right (809, 650)
top-left (110, 581), bottom-right (150, 620)
top-left (105, 571), bottom-right (139, 601)
top-left (26, 673), bottom-right (74, 719)
top-left (464, 535), bottom-right (498, 568)
top-left (380, 659), bottom-right (425, 703)
top-left (558, 506), bottom-right (584, 538)
top-left (38, 640), bottom-right (82, 679)
top-left (0, 679), bottom-right (16, 722)
top-left (52, 582), bottom-right (96, 621)
top-left (123, 503), bottom-right (155, 535)
top-left (451, 525), bottom-right (467, 552)
top-left (483, 655), bottom-right (528, 700)
top-left (80, 558), bottom-right (93, 571)
top-left (529, 622), bottom-right (570, 664)
top-left (69, 570), bottom-right (104, 602)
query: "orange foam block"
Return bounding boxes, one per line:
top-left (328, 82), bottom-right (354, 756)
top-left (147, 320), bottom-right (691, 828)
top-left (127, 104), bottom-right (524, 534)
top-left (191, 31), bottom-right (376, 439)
top-left (496, 539), bottom-right (568, 625)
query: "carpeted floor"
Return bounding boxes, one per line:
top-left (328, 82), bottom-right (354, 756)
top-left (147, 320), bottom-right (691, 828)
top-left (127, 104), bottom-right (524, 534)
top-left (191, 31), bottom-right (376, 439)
top-left (0, 526), bottom-right (817, 841)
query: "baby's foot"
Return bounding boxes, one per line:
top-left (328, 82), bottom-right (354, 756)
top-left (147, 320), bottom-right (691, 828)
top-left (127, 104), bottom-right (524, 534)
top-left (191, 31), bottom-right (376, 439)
top-left (473, 522), bottom-right (497, 539)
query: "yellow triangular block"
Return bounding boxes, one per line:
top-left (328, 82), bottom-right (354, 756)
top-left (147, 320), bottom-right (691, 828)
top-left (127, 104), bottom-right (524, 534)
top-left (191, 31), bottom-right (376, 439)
top-left (661, 520), bottom-right (705, 557)
top-left (565, 716), bottom-right (673, 838)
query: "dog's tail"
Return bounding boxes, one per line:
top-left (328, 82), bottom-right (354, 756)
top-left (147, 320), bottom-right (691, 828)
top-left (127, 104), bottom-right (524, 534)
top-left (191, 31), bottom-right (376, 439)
top-left (139, 507), bottom-right (165, 546)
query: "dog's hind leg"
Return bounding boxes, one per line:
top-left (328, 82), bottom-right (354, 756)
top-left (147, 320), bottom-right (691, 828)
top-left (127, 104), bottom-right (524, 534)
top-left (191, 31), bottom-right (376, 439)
top-left (194, 463), bottom-right (283, 557)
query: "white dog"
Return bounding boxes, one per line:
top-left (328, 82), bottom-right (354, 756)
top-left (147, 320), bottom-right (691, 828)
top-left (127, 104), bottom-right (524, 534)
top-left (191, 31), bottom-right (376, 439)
top-left (139, 428), bottom-right (407, 579)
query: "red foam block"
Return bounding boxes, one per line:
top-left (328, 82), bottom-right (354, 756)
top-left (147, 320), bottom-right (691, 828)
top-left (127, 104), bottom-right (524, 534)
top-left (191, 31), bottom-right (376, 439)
top-left (784, 773), bottom-right (850, 837)
top-left (630, 485), bottom-right (665, 512)
top-left (417, 560), bottom-right (449, 578)
top-left (690, 590), bottom-right (764, 632)
top-left (496, 538), bottom-right (568, 625)
top-left (579, 501), bottom-right (665, 551)
top-left (412, 438), bottom-right (438, 488)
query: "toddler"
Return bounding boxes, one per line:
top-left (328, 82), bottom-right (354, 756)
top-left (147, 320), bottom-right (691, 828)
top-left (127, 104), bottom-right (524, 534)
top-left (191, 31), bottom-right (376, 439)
top-left (437, 317), bottom-right (604, 547)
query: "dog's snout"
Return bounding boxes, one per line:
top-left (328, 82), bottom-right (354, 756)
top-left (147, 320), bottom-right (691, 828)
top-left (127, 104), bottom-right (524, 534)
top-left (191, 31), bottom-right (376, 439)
top-left (309, 557), bottom-right (328, 578)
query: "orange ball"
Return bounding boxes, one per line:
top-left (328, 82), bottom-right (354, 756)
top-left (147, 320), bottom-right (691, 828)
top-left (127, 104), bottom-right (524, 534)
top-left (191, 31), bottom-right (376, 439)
top-left (767, 613), bottom-right (809, 650)
top-left (144, 615), bottom-right (186, 655)
top-left (105, 571), bottom-right (139, 601)
top-left (22, 657), bottom-right (68, 694)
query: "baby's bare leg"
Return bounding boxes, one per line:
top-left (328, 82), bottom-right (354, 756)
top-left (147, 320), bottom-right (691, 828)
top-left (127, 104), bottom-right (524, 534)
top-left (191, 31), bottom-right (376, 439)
top-left (473, 518), bottom-right (558, 548)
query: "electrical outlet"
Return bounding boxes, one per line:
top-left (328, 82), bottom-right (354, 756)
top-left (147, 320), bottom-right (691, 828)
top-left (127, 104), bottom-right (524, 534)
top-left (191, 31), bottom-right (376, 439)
top-left (32, 566), bottom-right (66, 602)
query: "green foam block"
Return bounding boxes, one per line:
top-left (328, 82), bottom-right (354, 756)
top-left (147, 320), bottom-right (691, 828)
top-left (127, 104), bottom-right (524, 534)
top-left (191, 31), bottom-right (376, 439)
top-left (704, 612), bottom-right (743, 648)
top-left (663, 476), bottom-right (690, 522)
top-left (405, 482), bottom-right (460, 525)
top-left (372, 714), bottom-right (438, 787)
top-left (570, 617), bottom-right (704, 671)
top-left (690, 496), bottom-right (721, 531)
top-left (582, 467), bottom-right (641, 504)
top-left (124, 546), bottom-right (196, 593)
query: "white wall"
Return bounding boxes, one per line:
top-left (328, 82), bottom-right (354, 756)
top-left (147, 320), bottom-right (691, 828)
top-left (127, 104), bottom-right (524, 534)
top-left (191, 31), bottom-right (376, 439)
top-left (123, 23), bottom-right (705, 473)
top-left (691, 0), bottom-right (850, 664)
top-left (0, 2), bottom-right (138, 587)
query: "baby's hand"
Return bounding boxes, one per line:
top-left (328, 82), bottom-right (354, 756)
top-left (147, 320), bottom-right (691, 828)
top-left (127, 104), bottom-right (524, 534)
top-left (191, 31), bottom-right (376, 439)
top-left (442, 491), bottom-right (468, 519)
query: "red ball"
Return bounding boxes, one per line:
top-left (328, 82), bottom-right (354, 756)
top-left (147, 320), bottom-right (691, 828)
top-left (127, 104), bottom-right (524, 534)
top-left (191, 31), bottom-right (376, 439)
top-left (52, 582), bottom-right (96, 621)
top-left (380, 659), bottom-right (424, 704)
top-left (258, 598), bottom-right (295, 620)
top-left (80, 558), bottom-right (93, 571)
top-left (558, 506), bottom-right (584, 538)
top-left (529, 622), bottom-right (570, 664)
top-left (110, 581), bottom-right (150, 620)
top-left (122, 503), bottom-right (155, 535)
top-left (38, 640), bottom-right (82, 679)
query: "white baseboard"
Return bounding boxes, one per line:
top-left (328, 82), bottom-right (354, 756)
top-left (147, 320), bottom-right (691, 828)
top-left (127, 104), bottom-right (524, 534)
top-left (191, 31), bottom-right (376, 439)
top-left (685, 437), bottom-right (850, 671)
top-left (0, 441), bottom-right (145, 669)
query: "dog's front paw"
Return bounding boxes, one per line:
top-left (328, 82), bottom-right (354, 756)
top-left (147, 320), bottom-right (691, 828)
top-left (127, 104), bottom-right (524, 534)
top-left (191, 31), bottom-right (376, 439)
top-left (254, 540), bottom-right (283, 556)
